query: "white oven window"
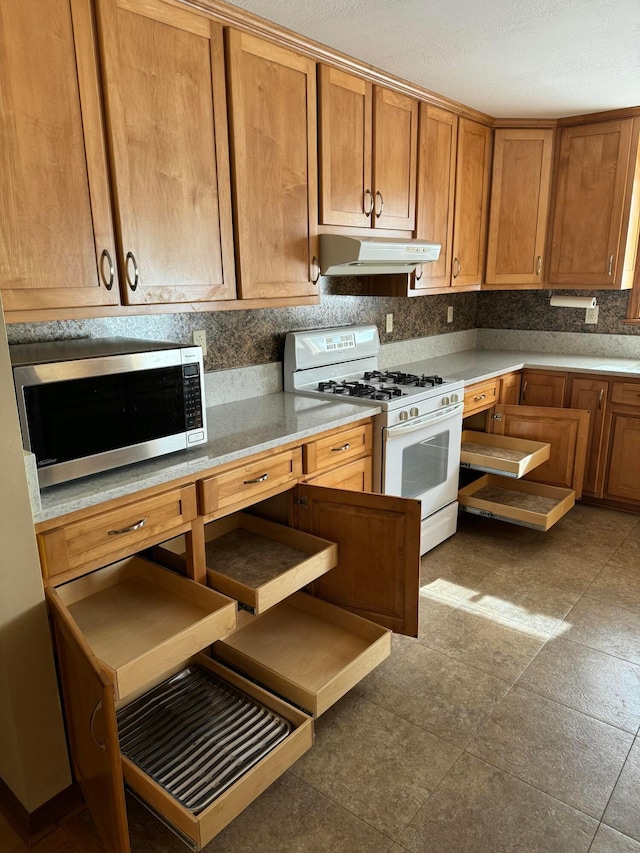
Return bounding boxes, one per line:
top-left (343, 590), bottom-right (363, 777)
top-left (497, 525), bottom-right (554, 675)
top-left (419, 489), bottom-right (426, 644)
top-left (401, 430), bottom-right (450, 498)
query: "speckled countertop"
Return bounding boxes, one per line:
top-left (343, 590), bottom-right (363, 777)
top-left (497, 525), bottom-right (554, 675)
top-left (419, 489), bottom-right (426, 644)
top-left (392, 350), bottom-right (640, 385)
top-left (34, 395), bottom-right (379, 525)
top-left (33, 348), bottom-right (640, 526)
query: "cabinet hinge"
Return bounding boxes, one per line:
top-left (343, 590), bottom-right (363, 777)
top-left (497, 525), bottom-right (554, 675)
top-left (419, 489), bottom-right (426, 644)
top-left (491, 412), bottom-right (503, 420)
top-left (293, 497), bottom-right (308, 508)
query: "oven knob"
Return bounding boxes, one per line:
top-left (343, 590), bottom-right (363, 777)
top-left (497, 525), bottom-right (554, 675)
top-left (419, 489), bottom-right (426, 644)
top-left (451, 393), bottom-right (459, 403)
top-left (399, 410), bottom-right (409, 421)
top-left (410, 407), bottom-right (419, 417)
top-left (441, 396), bottom-right (450, 406)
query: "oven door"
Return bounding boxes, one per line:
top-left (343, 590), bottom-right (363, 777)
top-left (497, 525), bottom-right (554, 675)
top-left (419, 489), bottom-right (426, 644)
top-left (382, 402), bottom-right (463, 519)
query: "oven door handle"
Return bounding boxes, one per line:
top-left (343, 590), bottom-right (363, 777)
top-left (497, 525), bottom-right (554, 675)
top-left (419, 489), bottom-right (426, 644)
top-left (385, 402), bottom-right (464, 438)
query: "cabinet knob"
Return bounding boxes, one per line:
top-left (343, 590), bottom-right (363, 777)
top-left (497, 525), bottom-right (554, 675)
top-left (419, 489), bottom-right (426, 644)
top-left (399, 410), bottom-right (409, 421)
top-left (410, 407), bottom-right (419, 418)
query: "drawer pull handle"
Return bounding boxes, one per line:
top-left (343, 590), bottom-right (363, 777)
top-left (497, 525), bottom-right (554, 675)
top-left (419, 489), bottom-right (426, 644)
top-left (244, 473), bottom-right (269, 484)
top-left (522, 380), bottom-right (528, 401)
top-left (608, 253), bottom-right (614, 276)
top-left (474, 394), bottom-right (486, 401)
top-left (453, 257), bottom-right (461, 279)
top-left (108, 518), bottom-right (146, 535)
top-left (536, 255), bottom-right (542, 276)
top-left (598, 388), bottom-right (604, 409)
top-left (90, 701), bottom-right (107, 751)
top-left (99, 249), bottom-right (115, 290)
top-left (374, 190), bottom-right (384, 218)
top-left (363, 188), bottom-right (373, 216)
top-left (332, 443), bottom-right (351, 452)
top-left (125, 251), bottom-right (139, 291)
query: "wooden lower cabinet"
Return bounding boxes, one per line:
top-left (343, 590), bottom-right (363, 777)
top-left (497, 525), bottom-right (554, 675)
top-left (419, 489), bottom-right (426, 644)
top-left (603, 409), bottom-right (640, 505)
top-left (492, 404), bottom-right (589, 498)
top-left (520, 370), bottom-right (567, 407)
top-left (569, 376), bottom-right (609, 497)
top-left (43, 458), bottom-right (421, 852)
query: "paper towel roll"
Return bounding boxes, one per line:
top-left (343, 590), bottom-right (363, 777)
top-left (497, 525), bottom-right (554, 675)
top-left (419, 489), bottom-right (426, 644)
top-left (549, 295), bottom-right (597, 309)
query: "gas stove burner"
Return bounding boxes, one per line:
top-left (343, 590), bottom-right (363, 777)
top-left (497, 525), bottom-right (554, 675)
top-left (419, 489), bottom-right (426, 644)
top-left (318, 380), bottom-right (339, 392)
top-left (367, 371), bottom-right (445, 387)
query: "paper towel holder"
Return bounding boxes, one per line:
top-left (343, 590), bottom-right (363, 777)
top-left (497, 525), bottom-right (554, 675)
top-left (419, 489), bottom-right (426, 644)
top-left (547, 291), bottom-right (598, 310)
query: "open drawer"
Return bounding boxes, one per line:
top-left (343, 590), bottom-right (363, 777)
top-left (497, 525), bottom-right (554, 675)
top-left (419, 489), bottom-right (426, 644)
top-left (49, 555), bottom-right (237, 701)
top-left (460, 430), bottom-right (550, 478)
top-left (214, 591), bottom-right (391, 716)
top-left (458, 474), bottom-right (575, 531)
top-left (120, 656), bottom-right (313, 851)
top-left (154, 513), bottom-right (337, 615)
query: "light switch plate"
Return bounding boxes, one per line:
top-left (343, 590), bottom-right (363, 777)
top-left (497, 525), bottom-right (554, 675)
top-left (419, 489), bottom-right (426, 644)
top-left (447, 306), bottom-right (454, 323)
top-left (386, 313), bottom-right (393, 333)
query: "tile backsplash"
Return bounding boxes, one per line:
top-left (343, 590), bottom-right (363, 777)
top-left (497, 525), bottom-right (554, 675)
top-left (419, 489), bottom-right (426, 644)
top-left (477, 289), bottom-right (639, 336)
top-left (6, 281), bottom-right (477, 371)
top-left (5, 285), bottom-right (637, 373)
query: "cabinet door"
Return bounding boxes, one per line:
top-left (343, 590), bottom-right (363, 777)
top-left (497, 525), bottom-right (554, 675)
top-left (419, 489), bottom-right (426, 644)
top-left (498, 372), bottom-right (522, 406)
top-left (96, 0), bottom-right (235, 305)
top-left (226, 31), bottom-right (319, 300)
top-left (452, 118), bottom-right (492, 287)
top-left (493, 404), bottom-right (589, 498)
top-left (46, 589), bottom-right (130, 853)
top-left (521, 370), bottom-right (567, 407)
top-left (0, 0), bottom-right (119, 313)
top-left (569, 377), bottom-right (609, 497)
top-left (604, 412), bottom-right (640, 504)
top-left (485, 129), bottom-right (554, 285)
top-left (549, 120), bottom-right (634, 286)
top-left (372, 87), bottom-right (418, 231)
top-left (295, 485), bottom-right (420, 636)
top-left (414, 105), bottom-right (458, 290)
top-left (318, 66), bottom-right (373, 228)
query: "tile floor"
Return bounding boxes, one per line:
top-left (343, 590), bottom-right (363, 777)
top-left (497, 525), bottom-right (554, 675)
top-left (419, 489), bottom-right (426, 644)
top-left (5, 503), bottom-right (640, 853)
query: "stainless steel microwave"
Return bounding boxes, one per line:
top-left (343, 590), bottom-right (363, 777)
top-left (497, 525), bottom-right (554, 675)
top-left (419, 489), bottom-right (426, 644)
top-left (10, 338), bottom-right (207, 488)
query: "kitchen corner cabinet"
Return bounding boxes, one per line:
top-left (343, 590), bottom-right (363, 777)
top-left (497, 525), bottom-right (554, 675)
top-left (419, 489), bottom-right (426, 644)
top-left (95, 0), bottom-right (236, 304)
top-left (548, 118), bottom-right (640, 289)
top-left (226, 31), bottom-right (320, 300)
top-left (0, 0), bottom-right (120, 313)
top-left (39, 421), bottom-right (420, 851)
top-left (520, 370), bottom-right (568, 408)
top-left (318, 66), bottom-right (418, 231)
top-left (485, 128), bottom-right (554, 286)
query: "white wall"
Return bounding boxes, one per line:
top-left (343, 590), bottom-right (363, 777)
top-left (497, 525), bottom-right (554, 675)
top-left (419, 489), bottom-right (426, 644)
top-left (0, 299), bottom-right (71, 811)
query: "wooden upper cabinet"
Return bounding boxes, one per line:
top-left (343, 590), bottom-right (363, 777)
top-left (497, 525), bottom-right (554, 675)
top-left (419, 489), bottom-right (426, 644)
top-left (96, 0), bottom-right (235, 305)
top-left (485, 128), bottom-right (554, 285)
top-left (451, 118), bottom-right (492, 287)
top-left (414, 105), bottom-right (458, 290)
top-left (318, 67), bottom-right (417, 232)
top-left (0, 0), bottom-right (119, 313)
top-left (372, 87), bottom-right (418, 230)
top-left (226, 31), bottom-right (319, 300)
top-left (548, 118), bottom-right (640, 288)
top-left (318, 67), bottom-right (372, 228)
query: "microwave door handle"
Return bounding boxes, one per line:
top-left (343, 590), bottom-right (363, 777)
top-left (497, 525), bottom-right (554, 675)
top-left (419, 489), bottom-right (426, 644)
top-left (385, 403), bottom-right (463, 439)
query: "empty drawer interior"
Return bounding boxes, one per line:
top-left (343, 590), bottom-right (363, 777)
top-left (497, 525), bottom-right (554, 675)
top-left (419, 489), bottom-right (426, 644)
top-left (460, 430), bottom-right (550, 478)
top-left (156, 513), bottom-right (337, 614)
top-left (458, 474), bottom-right (575, 531)
top-left (53, 555), bottom-right (236, 699)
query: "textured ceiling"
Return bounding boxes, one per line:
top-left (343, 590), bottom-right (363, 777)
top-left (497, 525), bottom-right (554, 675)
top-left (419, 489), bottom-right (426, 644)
top-left (225, 0), bottom-right (640, 118)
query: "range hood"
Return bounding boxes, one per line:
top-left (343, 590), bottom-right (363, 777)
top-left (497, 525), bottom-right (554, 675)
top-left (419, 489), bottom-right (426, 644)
top-left (320, 234), bottom-right (441, 276)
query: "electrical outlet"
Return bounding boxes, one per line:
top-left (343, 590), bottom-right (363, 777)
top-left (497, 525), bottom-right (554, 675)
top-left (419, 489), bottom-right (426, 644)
top-left (585, 305), bottom-right (599, 325)
top-left (193, 329), bottom-right (207, 356)
top-left (386, 313), bottom-right (393, 333)
top-left (447, 306), bottom-right (454, 323)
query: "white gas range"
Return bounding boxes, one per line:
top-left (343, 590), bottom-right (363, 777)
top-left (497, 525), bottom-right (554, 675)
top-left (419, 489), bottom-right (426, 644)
top-left (284, 325), bottom-right (465, 554)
